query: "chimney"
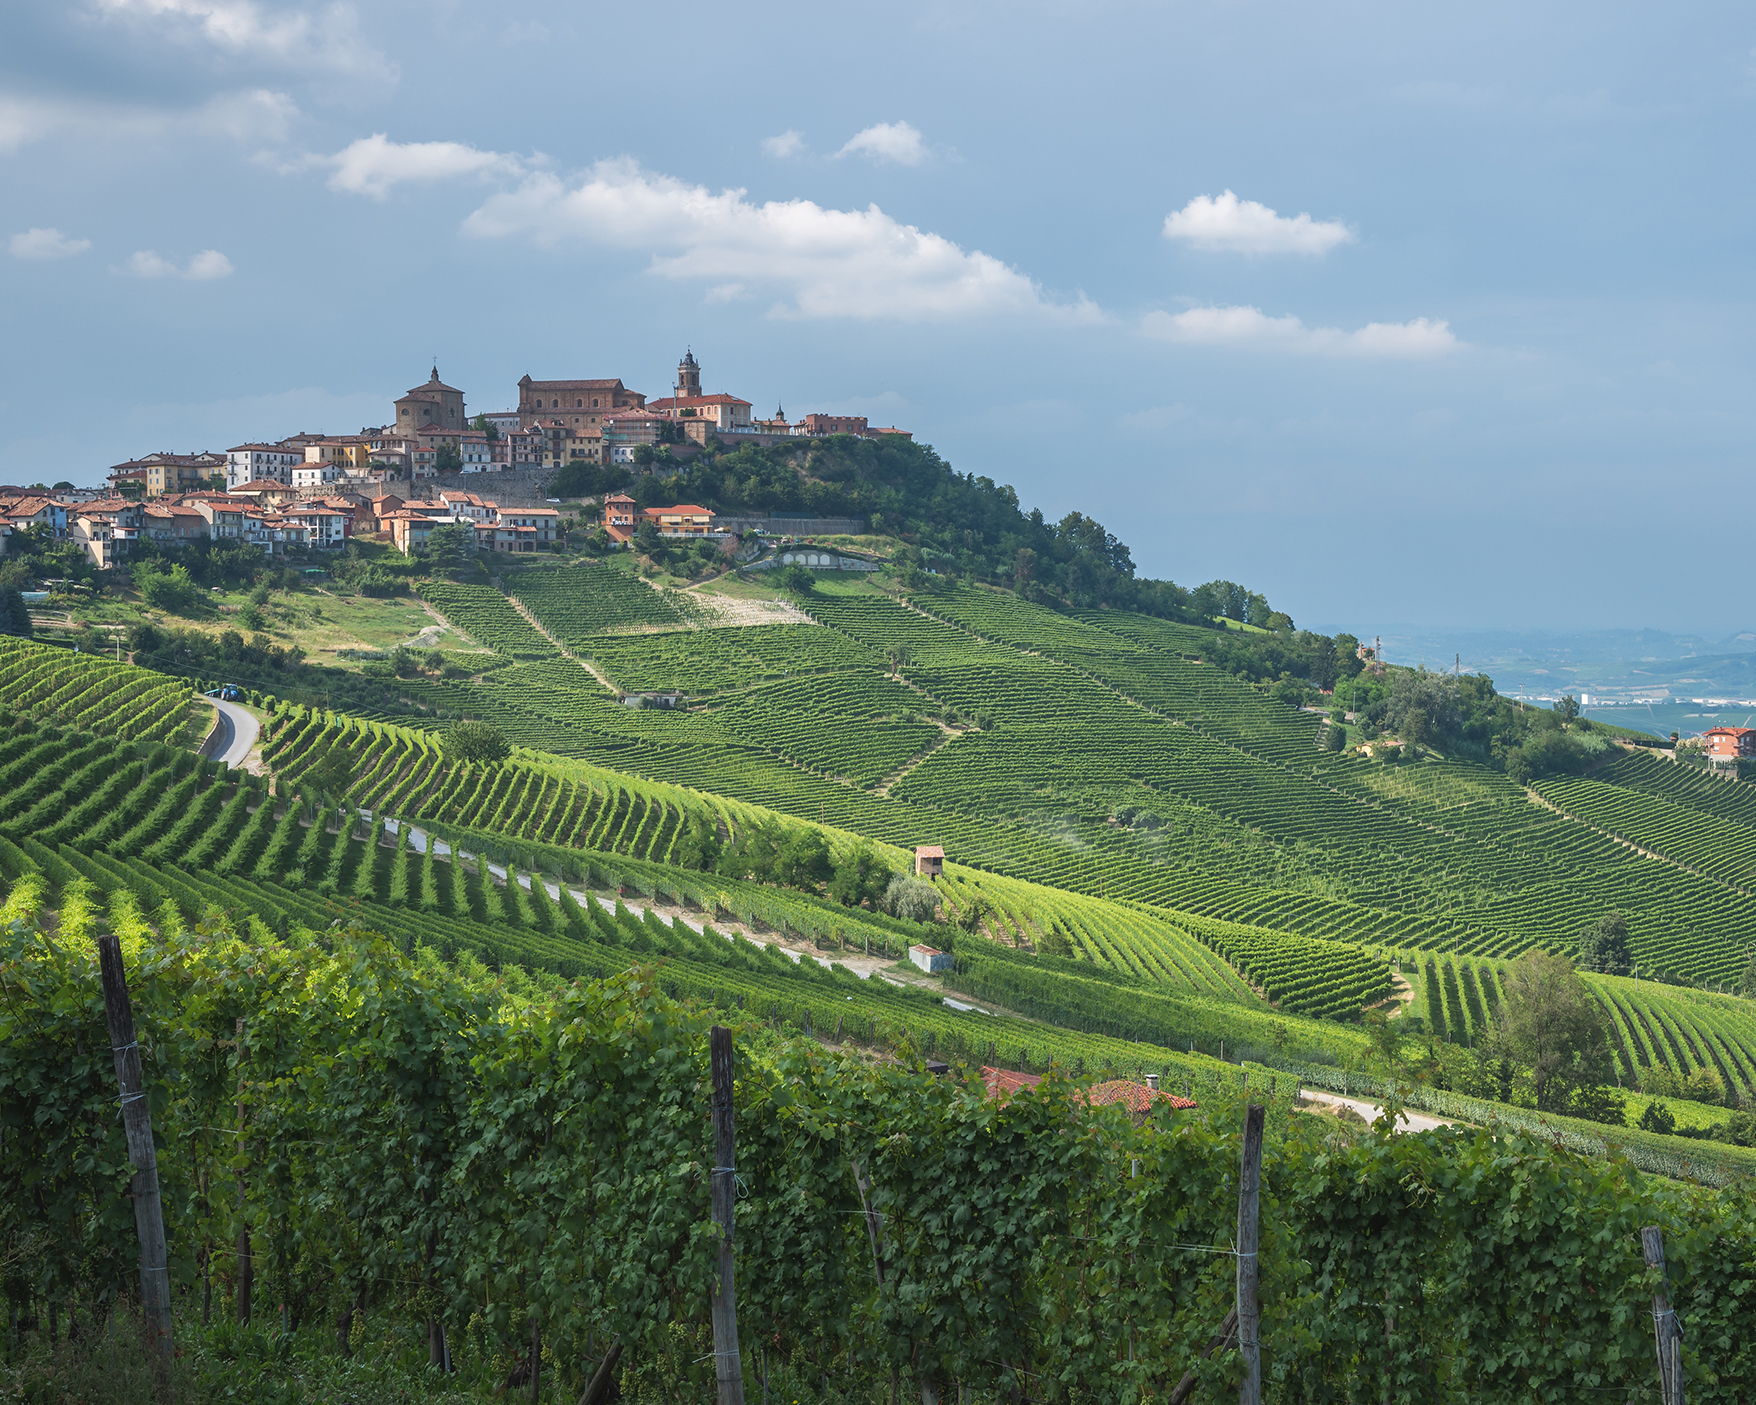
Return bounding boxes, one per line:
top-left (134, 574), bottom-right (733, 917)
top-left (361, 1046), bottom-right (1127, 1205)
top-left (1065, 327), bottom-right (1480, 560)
top-left (1145, 1073), bottom-right (1160, 1092)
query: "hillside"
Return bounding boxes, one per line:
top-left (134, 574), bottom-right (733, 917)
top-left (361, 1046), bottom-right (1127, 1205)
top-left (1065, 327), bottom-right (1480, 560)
top-left (7, 566), bottom-right (1756, 1175)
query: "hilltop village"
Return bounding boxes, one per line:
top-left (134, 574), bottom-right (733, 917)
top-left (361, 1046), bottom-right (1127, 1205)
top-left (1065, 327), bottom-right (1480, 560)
top-left (0, 352), bottom-right (909, 569)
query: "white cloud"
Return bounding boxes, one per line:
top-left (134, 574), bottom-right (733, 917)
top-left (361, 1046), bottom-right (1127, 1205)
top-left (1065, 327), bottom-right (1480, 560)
top-left (92, 0), bottom-right (395, 82)
top-left (1141, 305), bottom-right (1456, 357)
top-left (837, 121), bottom-right (927, 166)
top-left (10, 228), bottom-right (92, 260)
top-left (0, 88), bottom-right (296, 154)
top-left (762, 129), bottom-right (805, 158)
top-left (1162, 190), bottom-right (1355, 256)
top-left (462, 158), bottom-right (1099, 324)
top-left (314, 133), bottom-right (528, 199)
top-left (124, 248), bottom-right (234, 280)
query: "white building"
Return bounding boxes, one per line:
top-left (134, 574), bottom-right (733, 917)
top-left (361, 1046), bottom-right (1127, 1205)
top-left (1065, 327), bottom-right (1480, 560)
top-left (226, 443), bottom-right (301, 490)
top-left (293, 464), bottom-right (339, 490)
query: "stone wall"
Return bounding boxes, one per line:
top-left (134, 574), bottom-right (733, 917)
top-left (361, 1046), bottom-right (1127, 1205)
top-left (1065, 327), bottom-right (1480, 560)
top-left (714, 514), bottom-right (869, 536)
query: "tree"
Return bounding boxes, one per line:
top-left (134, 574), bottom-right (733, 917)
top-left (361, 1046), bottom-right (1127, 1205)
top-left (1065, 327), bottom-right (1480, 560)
top-left (884, 875), bottom-right (941, 924)
top-left (1577, 910), bottom-right (1631, 976)
top-left (776, 828), bottom-right (834, 894)
top-left (470, 413), bottom-right (500, 441)
top-left (0, 586), bottom-right (32, 638)
top-left (444, 719), bottom-right (510, 765)
top-left (1363, 1008), bottom-right (1401, 1068)
top-left (427, 522), bottom-right (473, 569)
top-left (1739, 950), bottom-right (1756, 998)
top-left (137, 562), bottom-right (198, 611)
top-left (632, 445), bottom-right (656, 468)
top-left (433, 442), bottom-right (462, 472)
top-left (1481, 950), bottom-right (1614, 1113)
top-left (1554, 695), bottom-right (1580, 725)
top-left (774, 564), bottom-right (816, 594)
top-left (831, 845), bottom-right (892, 908)
top-left (671, 813), bottom-right (723, 871)
top-left (1637, 1100), bottom-right (1677, 1135)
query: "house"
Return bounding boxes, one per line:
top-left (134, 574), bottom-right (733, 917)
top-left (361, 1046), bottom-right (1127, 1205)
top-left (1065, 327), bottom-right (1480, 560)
top-left (978, 1067), bottom-right (1198, 1114)
top-left (109, 452), bottom-right (225, 497)
top-left (0, 496), bottom-right (67, 538)
top-left (67, 499), bottom-right (144, 569)
top-left (908, 944), bottom-right (954, 975)
top-left (282, 504), bottom-right (351, 549)
top-left (497, 507), bottom-right (561, 547)
top-left (602, 493), bottom-right (637, 542)
top-left (140, 502), bottom-right (209, 545)
top-left (228, 480), bottom-right (302, 509)
top-left (226, 442), bottom-right (302, 489)
top-left (914, 845), bottom-right (944, 879)
top-left (1084, 1074), bottom-right (1199, 1115)
top-left (293, 463), bottom-right (339, 491)
top-left (438, 490), bottom-right (495, 522)
top-left (383, 510), bottom-right (438, 555)
top-left (1704, 727), bottom-right (1756, 762)
top-left (602, 410), bottom-right (669, 463)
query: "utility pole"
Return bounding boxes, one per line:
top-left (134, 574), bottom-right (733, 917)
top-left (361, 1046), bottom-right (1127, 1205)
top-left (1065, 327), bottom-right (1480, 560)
top-left (97, 935), bottom-right (173, 1368)
top-left (709, 1026), bottom-right (746, 1405)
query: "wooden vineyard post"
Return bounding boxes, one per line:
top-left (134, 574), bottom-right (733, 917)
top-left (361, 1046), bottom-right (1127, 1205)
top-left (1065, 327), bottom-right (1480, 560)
top-left (1236, 1103), bottom-right (1265, 1405)
top-left (1641, 1226), bottom-right (1684, 1405)
top-left (710, 1026), bottom-right (746, 1405)
top-left (97, 935), bottom-right (174, 1365)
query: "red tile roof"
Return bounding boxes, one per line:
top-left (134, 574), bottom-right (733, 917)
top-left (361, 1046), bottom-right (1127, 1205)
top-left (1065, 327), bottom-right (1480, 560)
top-left (1084, 1080), bottom-right (1198, 1113)
top-left (981, 1067), bottom-right (1043, 1099)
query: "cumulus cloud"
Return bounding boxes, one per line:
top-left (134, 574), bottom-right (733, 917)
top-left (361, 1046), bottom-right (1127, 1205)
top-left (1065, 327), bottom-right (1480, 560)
top-left (1162, 190), bottom-right (1355, 256)
top-left (0, 88), bottom-right (295, 154)
top-left (837, 121), bottom-right (927, 166)
top-left (92, 0), bottom-right (395, 82)
top-left (314, 134), bottom-right (529, 199)
top-left (462, 158), bottom-right (1098, 324)
top-left (762, 129), bottom-right (805, 158)
top-left (125, 248), bottom-right (234, 280)
top-left (10, 228), bottom-right (92, 260)
top-left (1140, 305), bottom-right (1456, 357)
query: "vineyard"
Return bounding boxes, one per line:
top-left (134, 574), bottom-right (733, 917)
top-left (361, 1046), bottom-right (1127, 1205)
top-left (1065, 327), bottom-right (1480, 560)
top-left (12, 902), bottom-right (1756, 1401)
top-left (414, 581), bottom-right (556, 660)
top-left (0, 636), bottom-right (193, 742)
top-left (507, 560), bottom-right (687, 639)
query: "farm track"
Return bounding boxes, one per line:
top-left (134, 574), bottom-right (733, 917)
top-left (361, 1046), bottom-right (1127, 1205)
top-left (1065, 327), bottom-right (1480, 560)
top-left (502, 588), bottom-right (620, 693)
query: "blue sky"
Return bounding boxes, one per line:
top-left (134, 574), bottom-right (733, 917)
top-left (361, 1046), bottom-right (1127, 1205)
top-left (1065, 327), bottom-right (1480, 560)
top-left (2, 1), bottom-right (1752, 630)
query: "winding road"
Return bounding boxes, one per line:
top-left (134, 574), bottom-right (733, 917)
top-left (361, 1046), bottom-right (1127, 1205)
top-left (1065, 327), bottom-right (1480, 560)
top-left (198, 696), bottom-right (260, 768)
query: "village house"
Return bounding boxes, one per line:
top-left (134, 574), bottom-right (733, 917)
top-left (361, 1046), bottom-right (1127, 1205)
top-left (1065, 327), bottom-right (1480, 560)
top-left (600, 498), bottom-right (714, 543)
top-left (1704, 726), bottom-right (1756, 763)
top-left (140, 501), bottom-right (209, 545)
top-left (226, 442), bottom-right (302, 489)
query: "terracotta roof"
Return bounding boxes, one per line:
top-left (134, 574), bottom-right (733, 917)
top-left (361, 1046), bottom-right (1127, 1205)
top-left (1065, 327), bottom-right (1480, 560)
top-left (1703, 727), bottom-right (1756, 737)
top-left (229, 480), bottom-right (293, 493)
top-left (915, 845), bottom-right (944, 858)
top-left (1084, 1080), bottom-right (1198, 1113)
top-left (520, 377), bottom-right (629, 391)
top-left (644, 504), bottom-right (712, 516)
top-left (981, 1067), bottom-right (1044, 1099)
top-left (228, 443), bottom-right (298, 453)
top-left (648, 394), bottom-right (753, 410)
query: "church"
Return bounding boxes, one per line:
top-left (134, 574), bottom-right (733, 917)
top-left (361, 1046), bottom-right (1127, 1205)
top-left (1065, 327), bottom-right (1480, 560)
top-left (394, 367), bottom-right (467, 432)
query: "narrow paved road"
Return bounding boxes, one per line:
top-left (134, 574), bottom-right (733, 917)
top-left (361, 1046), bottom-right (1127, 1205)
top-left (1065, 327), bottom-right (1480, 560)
top-left (1298, 1089), bottom-right (1455, 1133)
top-left (199, 696), bottom-right (260, 768)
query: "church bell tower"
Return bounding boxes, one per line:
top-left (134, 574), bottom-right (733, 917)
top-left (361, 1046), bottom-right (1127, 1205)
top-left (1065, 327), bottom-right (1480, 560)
top-left (674, 348), bottom-right (701, 401)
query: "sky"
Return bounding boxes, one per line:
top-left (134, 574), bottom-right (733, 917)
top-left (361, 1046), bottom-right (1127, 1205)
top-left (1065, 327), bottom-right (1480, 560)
top-left (1, 1), bottom-right (1752, 632)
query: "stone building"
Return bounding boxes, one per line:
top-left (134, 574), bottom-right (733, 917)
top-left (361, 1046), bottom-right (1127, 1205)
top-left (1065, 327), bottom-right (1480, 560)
top-left (394, 367), bottom-right (467, 435)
